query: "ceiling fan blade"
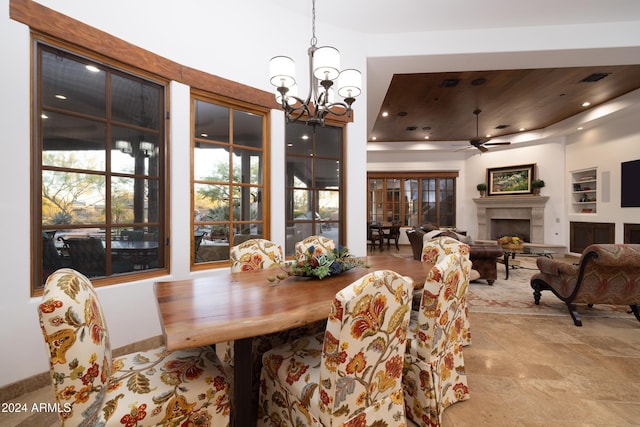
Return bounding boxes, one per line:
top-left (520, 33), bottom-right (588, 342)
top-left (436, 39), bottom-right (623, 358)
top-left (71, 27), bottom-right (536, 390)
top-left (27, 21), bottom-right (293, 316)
top-left (477, 145), bottom-right (489, 153)
top-left (484, 141), bottom-right (511, 146)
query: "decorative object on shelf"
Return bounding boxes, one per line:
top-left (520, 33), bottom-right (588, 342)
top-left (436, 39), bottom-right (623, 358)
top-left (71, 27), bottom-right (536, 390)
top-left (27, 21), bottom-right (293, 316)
top-left (487, 163), bottom-right (535, 196)
top-left (498, 236), bottom-right (525, 250)
top-left (268, 0), bottom-right (361, 127)
top-left (476, 182), bottom-right (487, 197)
top-left (571, 168), bottom-right (598, 214)
top-left (268, 245), bottom-right (365, 283)
top-left (532, 179), bottom-right (545, 195)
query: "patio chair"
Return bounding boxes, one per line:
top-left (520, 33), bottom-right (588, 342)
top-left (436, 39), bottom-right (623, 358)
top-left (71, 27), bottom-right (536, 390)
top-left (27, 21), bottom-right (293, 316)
top-left (59, 237), bottom-right (106, 277)
top-left (257, 269), bottom-right (414, 426)
top-left (403, 252), bottom-right (471, 427)
top-left (38, 268), bottom-right (231, 426)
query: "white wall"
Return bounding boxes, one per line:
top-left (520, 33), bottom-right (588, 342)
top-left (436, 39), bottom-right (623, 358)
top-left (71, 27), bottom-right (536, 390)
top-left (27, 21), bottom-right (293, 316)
top-left (463, 141), bottom-right (566, 244)
top-left (565, 107), bottom-right (640, 242)
top-left (0, 0), bottom-right (369, 387)
top-left (1, 0), bottom-right (639, 387)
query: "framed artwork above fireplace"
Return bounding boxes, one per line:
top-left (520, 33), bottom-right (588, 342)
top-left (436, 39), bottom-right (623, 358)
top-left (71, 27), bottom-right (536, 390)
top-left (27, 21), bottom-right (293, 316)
top-left (487, 163), bottom-right (535, 196)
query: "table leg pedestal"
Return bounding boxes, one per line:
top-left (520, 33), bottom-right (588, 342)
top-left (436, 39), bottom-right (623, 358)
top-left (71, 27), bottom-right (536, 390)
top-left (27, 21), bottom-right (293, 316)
top-left (232, 337), bottom-right (256, 427)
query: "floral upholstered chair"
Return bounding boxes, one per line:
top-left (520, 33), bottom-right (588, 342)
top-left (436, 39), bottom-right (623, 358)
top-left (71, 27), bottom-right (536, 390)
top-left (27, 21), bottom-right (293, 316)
top-left (230, 238), bottom-right (284, 272)
top-left (294, 235), bottom-right (336, 263)
top-left (421, 236), bottom-right (473, 346)
top-left (403, 252), bottom-right (471, 427)
top-left (38, 268), bottom-right (231, 426)
top-left (220, 239), bottom-right (285, 366)
top-left (258, 269), bottom-right (414, 426)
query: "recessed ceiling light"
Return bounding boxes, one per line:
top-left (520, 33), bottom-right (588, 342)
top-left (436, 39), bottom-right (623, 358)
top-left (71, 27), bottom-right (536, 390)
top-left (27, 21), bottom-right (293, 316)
top-left (519, 128), bottom-right (526, 132)
top-left (381, 112), bottom-right (389, 117)
top-left (85, 65), bottom-right (100, 73)
top-left (485, 134), bottom-right (492, 138)
top-left (200, 133), bottom-right (208, 137)
top-left (55, 94), bottom-right (67, 100)
top-left (582, 102), bottom-right (591, 107)
top-left (41, 113), bottom-right (48, 119)
top-left (577, 127), bottom-right (584, 130)
top-left (424, 136), bottom-right (429, 140)
top-left (301, 135), bottom-right (309, 140)
top-left (371, 136), bottom-right (377, 140)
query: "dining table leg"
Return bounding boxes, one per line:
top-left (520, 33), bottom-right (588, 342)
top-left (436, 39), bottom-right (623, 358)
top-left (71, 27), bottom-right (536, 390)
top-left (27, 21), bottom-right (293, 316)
top-left (232, 337), bottom-right (255, 427)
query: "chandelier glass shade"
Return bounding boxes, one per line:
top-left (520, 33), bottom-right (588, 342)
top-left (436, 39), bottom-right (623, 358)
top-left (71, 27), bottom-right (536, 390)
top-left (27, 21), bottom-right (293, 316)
top-left (269, 0), bottom-right (361, 126)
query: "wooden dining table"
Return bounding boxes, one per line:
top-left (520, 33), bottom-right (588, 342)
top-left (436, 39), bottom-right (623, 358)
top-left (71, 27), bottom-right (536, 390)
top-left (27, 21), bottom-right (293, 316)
top-left (154, 254), bottom-right (431, 427)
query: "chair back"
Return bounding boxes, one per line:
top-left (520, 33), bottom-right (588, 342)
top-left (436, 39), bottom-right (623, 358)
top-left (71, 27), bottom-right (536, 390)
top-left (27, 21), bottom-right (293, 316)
top-left (121, 229), bottom-right (144, 241)
top-left (42, 235), bottom-right (62, 274)
top-left (37, 268), bottom-right (111, 426)
top-left (230, 238), bottom-right (283, 272)
top-left (294, 235), bottom-right (335, 263)
top-left (421, 236), bottom-right (470, 264)
top-left (194, 231), bottom-right (205, 254)
top-left (319, 269), bottom-right (414, 426)
top-left (406, 229), bottom-right (423, 260)
top-left (411, 253), bottom-right (471, 358)
top-left (573, 244), bottom-right (640, 304)
top-left (61, 237), bottom-right (106, 277)
top-left (388, 223), bottom-right (401, 238)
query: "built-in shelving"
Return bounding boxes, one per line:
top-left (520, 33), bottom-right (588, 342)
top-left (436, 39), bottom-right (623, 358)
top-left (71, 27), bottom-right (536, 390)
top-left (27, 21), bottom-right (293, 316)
top-left (571, 168), bottom-right (597, 214)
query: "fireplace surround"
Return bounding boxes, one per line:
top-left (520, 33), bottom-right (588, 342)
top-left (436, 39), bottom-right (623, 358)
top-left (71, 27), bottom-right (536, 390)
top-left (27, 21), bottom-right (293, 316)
top-left (473, 196), bottom-right (549, 243)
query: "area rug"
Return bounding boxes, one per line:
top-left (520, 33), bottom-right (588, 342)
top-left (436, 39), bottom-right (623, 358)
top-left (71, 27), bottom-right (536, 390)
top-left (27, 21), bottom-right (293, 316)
top-left (468, 257), bottom-right (634, 321)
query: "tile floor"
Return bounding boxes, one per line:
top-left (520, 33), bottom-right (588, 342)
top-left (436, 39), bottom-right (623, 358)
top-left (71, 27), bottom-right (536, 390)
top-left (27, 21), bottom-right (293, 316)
top-left (4, 247), bottom-right (640, 426)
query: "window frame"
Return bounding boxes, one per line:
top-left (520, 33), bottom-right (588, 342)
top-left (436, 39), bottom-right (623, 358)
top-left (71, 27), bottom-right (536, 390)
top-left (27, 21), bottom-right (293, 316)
top-left (191, 90), bottom-right (271, 270)
top-left (32, 37), bottom-right (170, 295)
top-left (285, 121), bottom-right (346, 257)
top-left (367, 172), bottom-right (458, 227)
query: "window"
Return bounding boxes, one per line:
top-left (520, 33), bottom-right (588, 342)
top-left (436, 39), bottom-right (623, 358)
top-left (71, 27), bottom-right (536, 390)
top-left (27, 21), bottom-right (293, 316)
top-left (192, 94), bottom-right (269, 267)
top-left (367, 173), bottom-right (457, 227)
top-left (285, 122), bottom-right (344, 256)
top-left (34, 43), bottom-right (167, 293)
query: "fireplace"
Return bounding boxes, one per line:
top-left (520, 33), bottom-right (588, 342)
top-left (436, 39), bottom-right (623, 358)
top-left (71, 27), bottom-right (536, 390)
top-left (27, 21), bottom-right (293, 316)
top-left (491, 219), bottom-right (530, 241)
top-left (473, 196), bottom-right (549, 243)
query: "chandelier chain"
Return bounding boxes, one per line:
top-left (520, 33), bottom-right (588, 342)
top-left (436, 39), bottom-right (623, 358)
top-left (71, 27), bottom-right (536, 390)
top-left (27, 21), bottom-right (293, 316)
top-left (310, 0), bottom-right (317, 47)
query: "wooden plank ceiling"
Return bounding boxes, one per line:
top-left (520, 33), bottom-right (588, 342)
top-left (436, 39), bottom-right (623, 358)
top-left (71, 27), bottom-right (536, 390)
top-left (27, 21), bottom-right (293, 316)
top-left (371, 65), bottom-right (640, 144)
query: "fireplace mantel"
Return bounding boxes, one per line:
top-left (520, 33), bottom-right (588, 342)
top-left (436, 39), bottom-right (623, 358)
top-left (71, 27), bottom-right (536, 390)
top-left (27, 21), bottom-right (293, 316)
top-left (473, 196), bottom-right (549, 243)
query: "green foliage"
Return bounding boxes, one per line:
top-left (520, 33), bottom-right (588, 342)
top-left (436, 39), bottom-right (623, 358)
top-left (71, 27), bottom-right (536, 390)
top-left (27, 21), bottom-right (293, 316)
top-left (532, 179), bottom-right (545, 188)
top-left (288, 246), bottom-right (364, 280)
top-left (476, 183), bottom-right (487, 191)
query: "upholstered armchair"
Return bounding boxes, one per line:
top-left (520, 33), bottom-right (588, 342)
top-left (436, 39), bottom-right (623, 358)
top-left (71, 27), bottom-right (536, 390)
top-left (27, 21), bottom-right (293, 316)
top-left (38, 268), bottom-right (231, 426)
top-left (531, 244), bottom-right (640, 326)
top-left (258, 269), bottom-right (414, 426)
top-left (421, 236), bottom-right (473, 346)
top-left (294, 235), bottom-right (336, 263)
top-left (409, 226), bottom-right (503, 285)
top-left (403, 252), bottom-right (471, 427)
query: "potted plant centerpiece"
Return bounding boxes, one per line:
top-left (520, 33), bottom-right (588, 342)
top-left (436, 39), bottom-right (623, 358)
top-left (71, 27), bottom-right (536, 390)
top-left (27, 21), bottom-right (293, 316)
top-left (477, 183), bottom-right (487, 198)
top-left (532, 179), bottom-right (545, 195)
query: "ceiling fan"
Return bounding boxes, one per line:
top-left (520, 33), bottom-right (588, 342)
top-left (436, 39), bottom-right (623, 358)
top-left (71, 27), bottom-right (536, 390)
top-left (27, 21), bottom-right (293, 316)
top-left (467, 109), bottom-right (511, 152)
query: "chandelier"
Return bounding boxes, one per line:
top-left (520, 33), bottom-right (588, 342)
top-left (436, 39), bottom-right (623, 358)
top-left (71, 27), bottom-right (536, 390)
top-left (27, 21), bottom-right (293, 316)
top-left (268, 0), bottom-right (361, 127)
